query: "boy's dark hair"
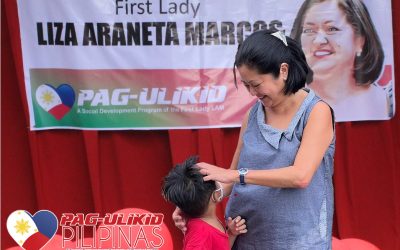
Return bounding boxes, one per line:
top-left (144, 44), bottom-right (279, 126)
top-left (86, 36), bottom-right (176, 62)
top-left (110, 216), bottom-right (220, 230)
top-left (233, 30), bottom-right (310, 95)
top-left (162, 156), bottom-right (216, 218)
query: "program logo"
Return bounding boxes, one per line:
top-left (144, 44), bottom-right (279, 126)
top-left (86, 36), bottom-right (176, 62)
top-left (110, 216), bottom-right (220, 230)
top-left (7, 210), bottom-right (58, 250)
top-left (35, 84), bottom-right (75, 120)
top-left (7, 208), bottom-right (173, 249)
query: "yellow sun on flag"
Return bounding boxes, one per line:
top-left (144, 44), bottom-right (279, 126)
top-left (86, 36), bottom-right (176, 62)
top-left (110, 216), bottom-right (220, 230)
top-left (41, 90), bottom-right (54, 104)
top-left (14, 219), bottom-right (31, 235)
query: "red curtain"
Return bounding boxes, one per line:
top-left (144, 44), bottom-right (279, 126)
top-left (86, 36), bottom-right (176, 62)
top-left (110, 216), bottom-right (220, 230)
top-left (2, 0), bottom-right (400, 249)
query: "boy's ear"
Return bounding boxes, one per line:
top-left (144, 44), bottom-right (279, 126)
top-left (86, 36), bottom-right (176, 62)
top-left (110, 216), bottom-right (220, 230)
top-left (211, 191), bottom-right (218, 203)
top-left (211, 190), bottom-right (223, 203)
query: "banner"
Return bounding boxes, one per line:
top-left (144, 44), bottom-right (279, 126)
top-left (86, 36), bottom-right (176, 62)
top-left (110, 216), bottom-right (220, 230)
top-left (17, 0), bottom-right (395, 130)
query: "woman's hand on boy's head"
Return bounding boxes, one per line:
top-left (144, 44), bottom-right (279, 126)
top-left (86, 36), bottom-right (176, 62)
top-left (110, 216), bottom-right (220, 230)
top-left (172, 207), bottom-right (187, 234)
top-left (227, 216), bottom-right (247, 236)
top-left (195, 162), bottom-right (237, 183)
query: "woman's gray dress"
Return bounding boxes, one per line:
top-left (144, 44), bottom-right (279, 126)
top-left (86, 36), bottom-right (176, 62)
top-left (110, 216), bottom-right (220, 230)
top-left (226, 89), bottom-right (335, 250)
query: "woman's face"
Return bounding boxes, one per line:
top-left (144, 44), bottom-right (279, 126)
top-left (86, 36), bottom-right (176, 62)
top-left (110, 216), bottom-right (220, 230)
top-left (300, 1), bottom-right (364, 76)
top-left (238, 65), bottom-right (287, 108)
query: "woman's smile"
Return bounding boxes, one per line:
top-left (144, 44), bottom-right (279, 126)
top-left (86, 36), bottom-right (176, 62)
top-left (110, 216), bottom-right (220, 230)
top-left (258, 95), bottom-right (266, 100)
top-left (313, 49), bottom-right (333, 57)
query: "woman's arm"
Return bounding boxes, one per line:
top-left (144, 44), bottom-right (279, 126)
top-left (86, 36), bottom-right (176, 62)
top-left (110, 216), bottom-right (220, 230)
top-left (172, 112), bottom-right (250, 232)
top-left (198, 102), bottom-right (334, 188)
top-left (221, 111), bottom-right (249, 196)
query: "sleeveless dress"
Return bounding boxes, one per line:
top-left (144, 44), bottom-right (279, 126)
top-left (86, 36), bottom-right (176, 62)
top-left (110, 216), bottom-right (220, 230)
top-left (226, 89), bottom-right (335, 250)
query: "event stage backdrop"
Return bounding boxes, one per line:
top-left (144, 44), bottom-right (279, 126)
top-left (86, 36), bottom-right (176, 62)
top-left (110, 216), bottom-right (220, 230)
top-left (15, 0), bottom-right (396, 130)
top-left (2, 0), bottom-right (400, 250)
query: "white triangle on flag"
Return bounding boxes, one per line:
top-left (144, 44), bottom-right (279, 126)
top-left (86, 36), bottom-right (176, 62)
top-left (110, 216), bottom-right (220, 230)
top-left (36, 84), bottom-right (62, 111)
top-left (7, 210), bottom-right (39, 246)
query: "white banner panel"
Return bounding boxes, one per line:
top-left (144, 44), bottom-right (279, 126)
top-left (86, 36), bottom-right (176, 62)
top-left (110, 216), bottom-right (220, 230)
top-left (16, 0), bottom-right (396, 129)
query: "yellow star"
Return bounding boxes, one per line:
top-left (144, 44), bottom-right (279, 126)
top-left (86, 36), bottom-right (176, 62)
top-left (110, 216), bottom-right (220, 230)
top-left (41, 90), bottom-right (54, 104)
top-left (14, 218), bottom-right (31, 235)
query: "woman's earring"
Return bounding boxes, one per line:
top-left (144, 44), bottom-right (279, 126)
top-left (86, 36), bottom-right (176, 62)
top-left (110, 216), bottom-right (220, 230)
top-left (356, 50), bottom-right (362, 57)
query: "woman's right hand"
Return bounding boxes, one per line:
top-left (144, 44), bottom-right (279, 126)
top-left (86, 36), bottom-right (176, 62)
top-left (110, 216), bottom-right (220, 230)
top-left (172, 207), bottom-right (187, 234)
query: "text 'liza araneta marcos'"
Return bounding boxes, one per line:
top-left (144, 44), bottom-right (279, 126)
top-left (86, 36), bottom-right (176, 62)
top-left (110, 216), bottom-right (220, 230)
top-left (36, 0), bottom-right (283, 46)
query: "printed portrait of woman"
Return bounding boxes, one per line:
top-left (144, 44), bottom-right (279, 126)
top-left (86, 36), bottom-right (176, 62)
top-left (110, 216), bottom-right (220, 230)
top-left (291, 0), bottom-right (393, 121)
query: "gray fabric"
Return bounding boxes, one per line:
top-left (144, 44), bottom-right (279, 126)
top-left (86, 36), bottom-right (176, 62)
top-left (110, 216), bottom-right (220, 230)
top-left (226, 89), bottom-right (335, 250)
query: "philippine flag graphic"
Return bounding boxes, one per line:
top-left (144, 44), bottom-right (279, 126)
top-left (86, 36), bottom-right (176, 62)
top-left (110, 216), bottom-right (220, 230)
top-left (7, 210), bottom-right (58, 250)
top-left (35, 84), bottom-right (75, 120)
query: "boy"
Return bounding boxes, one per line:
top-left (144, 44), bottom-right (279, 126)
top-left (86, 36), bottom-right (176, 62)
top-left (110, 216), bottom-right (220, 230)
top-left (162, 156), bottom-right (247, 249)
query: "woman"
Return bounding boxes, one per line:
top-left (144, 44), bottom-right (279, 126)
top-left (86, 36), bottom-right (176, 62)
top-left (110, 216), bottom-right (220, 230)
top-left (174, 30), bottom-right (335, 249)
top-left (291, 0), bottom-right (388, 121)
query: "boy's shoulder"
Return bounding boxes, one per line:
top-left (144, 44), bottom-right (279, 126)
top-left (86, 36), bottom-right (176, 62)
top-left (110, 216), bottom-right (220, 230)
top-left (183, 218), bottom-right (229, 250)
top-left (187, 218), bottom-right (215, 232)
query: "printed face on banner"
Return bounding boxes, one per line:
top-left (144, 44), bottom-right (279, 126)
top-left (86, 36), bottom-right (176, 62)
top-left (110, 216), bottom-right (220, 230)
top-left (300, 1), bottom-right (362, 75)
top-left (294, 0), bottom-right (394, 121)
top-left (16, 0), bottom-right (396, 129)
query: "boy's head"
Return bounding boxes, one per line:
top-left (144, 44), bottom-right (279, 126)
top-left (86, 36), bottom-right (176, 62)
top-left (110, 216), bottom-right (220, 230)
top-left (162, 156), bottom-right (216, 218)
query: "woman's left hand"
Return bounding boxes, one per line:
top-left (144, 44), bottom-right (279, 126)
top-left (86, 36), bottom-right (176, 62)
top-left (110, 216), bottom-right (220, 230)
top-left (196, 162), bottom-right (237, 183)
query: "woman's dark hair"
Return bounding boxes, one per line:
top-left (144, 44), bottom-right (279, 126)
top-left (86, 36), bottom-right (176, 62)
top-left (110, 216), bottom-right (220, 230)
top-left (290, 0), bottom-right (384, 85)
top-left (161, 156), bottom-right (216, 218)
top-left (233, 30), bottom-right (310, 95)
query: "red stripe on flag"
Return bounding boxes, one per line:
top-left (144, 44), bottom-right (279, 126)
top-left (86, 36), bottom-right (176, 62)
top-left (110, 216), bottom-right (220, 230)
top-left (48, 104), bottom-right (70, 120)
top-left (22, 232), bottom-right (50, 250)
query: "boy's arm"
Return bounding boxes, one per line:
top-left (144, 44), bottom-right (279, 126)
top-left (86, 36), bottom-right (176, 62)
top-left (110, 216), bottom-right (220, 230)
top-left (226, 216), bottom-right (247, 248)
top-left (228, 235), bottom-right (238, 248)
